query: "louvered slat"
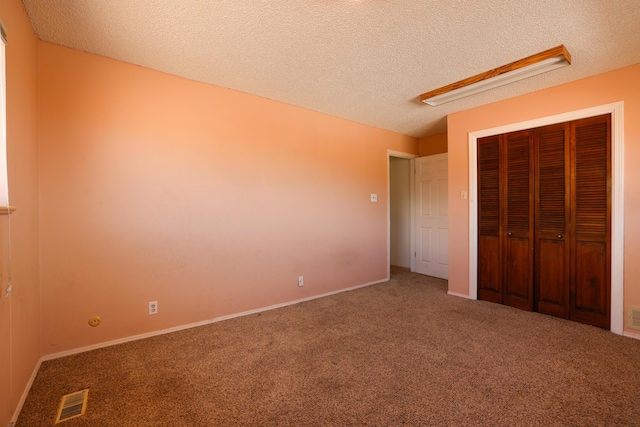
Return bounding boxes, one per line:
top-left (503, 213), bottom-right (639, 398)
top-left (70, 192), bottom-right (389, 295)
top-left (574, 122), bottom-right (608, 236)
top-left (506, 134), bottom-right (531, 233)
top-left (478, 136), bottom-right (500, 232)
top-left (537, 128), bottom-right (566, 232)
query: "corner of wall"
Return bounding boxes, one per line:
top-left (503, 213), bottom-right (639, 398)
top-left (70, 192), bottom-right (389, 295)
top-left (418, 132), bottom-right (447, 157)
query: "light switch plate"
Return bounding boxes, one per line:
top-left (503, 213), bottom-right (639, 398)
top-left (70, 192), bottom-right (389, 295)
top-left (371, 193), bottom-right (378, 202)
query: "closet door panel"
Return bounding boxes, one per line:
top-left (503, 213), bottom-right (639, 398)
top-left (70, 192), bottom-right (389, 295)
top-left (478, 236), bottom-right (501, 302)
top-left (503, 131), bottom-right (534, 311)
top-left (505, 237), bottom-right (532, 302)
top-left (537, 239), bottom-right (567, 316)
top-left (570, 115), bottom-right (610, 329)
top-left (477, 135), bottom-right (502, 302)
top-left (574, 240), bottom-right (608, 315)
top-left (535, 124), bottom-right (570, 318)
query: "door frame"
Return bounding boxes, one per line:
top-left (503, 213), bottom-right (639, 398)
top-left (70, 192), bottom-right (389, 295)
top-left (387, 150), bottom-right (418, 280)
top-left (468, 101), bottom-right (624, 335)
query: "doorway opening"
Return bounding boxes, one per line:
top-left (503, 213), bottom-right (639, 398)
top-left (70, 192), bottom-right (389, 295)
top-left (387, 151), bottom-right (417, 279)
top-left (390, 157), bottom-right (412, 270)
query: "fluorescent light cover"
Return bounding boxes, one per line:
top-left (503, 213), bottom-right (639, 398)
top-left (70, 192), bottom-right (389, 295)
top-left (420, 45), bottom-right (571, 106)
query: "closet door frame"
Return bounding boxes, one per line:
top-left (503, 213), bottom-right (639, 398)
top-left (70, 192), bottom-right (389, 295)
top-left (468, 102), bottom-right (624, 335)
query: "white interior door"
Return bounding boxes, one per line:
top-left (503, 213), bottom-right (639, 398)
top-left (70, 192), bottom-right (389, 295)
top-left (415, 153), bottom-right (448, 279)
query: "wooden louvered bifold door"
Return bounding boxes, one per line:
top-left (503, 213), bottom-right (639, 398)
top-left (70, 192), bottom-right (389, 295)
top-left (477, 135), bottom-right (502, 303)
top-left (534, 123), bottom-right (571, 318)
top-left (569, 115), bottom-right (611, 329)
top-left (477, 114), bottom-right (611, 329)
top-left (502, 130), bottom-right (534, 311)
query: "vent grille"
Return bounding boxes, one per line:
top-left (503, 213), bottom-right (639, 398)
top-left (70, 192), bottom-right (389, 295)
top-left (629, 307), bottom-right (640, 331)
top-left (55, 389), bottom-right (89, 423)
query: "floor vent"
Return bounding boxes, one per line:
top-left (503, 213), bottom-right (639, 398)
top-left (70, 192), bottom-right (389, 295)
top-left (55, 389), bottom-right (89, 423)
top-left (629, 307), bottom-right (640, 331)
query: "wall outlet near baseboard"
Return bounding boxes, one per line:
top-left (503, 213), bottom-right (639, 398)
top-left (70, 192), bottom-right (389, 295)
top-left (298, 276), bottom-right (304, 287)
top-left (149, 301), bottom-right (158, 315)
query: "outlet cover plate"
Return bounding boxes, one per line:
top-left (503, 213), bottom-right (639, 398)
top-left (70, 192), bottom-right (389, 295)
top-left (149, 301), bottom-right (158, 315)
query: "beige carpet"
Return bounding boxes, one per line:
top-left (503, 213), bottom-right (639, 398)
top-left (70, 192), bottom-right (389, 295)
top-left (16, 269), bottom-right (640, 426)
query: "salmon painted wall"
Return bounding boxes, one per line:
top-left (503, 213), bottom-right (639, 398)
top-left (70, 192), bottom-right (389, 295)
top-left (0, 0), bottom-right (40, 424)
top-left (38, 42), bottom-right (417, 354)
top-left (447, 63), bottom-right (640, 333)
top-left (418, 132), bottom-right (447, 156)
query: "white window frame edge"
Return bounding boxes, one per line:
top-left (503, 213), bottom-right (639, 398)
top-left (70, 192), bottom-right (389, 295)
top-left (467, 101), bottom-right (625, 335)
top-left (0, 29), bottom-right (8, 208)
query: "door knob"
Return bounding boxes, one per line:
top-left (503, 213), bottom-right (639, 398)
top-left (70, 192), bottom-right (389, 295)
top-left (508, 231), bottom-right (513, 236)
top-left (557, 234), bottom-right (563, 239)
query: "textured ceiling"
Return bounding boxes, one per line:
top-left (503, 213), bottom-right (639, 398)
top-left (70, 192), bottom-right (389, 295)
top-left (20, 0), bottom-right (640, 138)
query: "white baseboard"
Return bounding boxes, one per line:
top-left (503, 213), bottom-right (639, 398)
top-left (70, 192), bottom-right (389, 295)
top-left (9, 358), bottom-right (42, 426)
top-left (447, 290), bottom-right (471, 299)
top-left (9, 276), bottom-right (385, 423)
top-left (41, 318), bottom-right (215, 361)
top-left (43, 276), bottom-right (389, 363)
top-left (623, 329), bottom-right (640, 341)
top-left (12, 275), bottom-right (633, 424)
top-left (213, 278), bottom-right (388, 324)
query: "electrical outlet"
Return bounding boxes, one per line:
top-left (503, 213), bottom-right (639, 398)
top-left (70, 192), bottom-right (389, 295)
top-left (298, 276), bottom-right (304, 287)
top-left (149, 301), bottom-right (158, 315)
top-left (370, 193), bottom-right (378, 202)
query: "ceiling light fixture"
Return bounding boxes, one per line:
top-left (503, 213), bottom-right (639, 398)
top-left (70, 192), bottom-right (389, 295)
top-left (419, 45), bottom-right (571, 106)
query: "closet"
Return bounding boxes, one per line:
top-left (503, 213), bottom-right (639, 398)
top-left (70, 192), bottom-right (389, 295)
top-left (477, 114), bottom-right (611, 329)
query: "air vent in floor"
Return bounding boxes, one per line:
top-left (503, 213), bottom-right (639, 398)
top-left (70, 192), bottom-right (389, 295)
top-left (55, 389), bottom-right (89, 423)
